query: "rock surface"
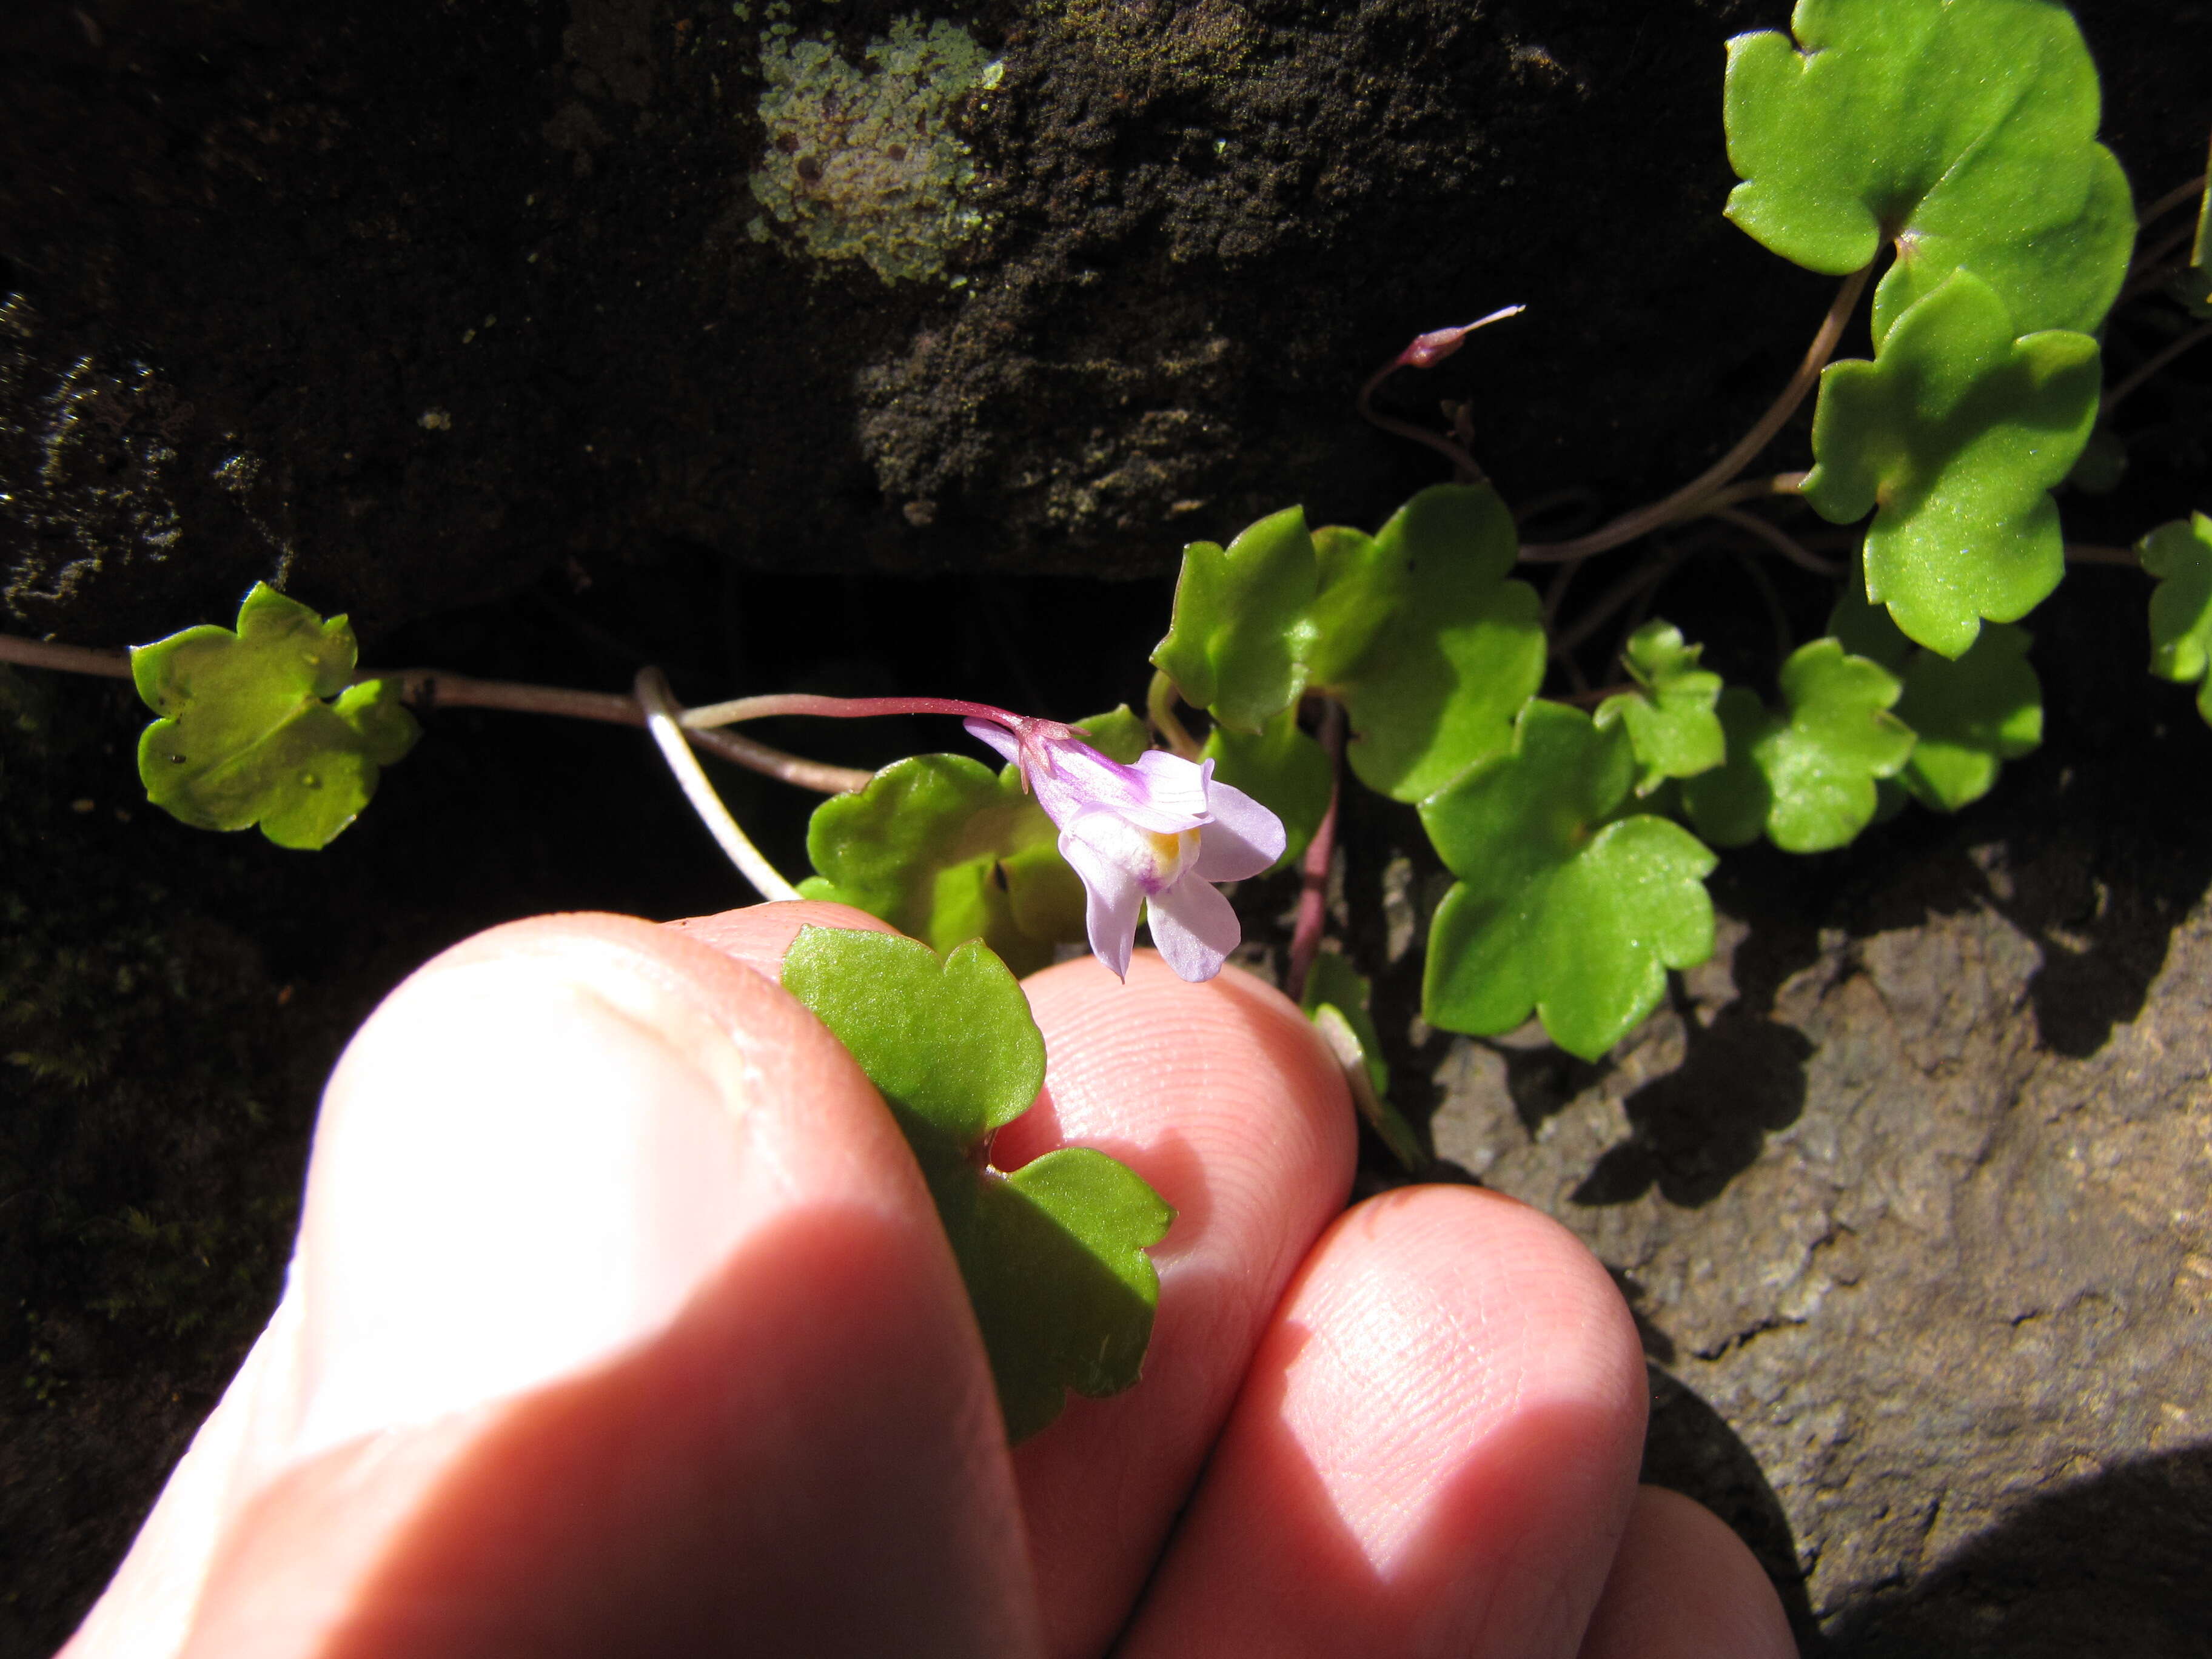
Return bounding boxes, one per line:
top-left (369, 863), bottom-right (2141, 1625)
top-left (5, 0), bottom-right (2207, 642)
top-left (1427, 767), bottom-right (2212, 1653)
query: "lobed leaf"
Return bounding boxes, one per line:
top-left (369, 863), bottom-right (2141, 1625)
top-left (2142, 513), bottom-right (2212, 726)
top-left (1894, 624), bottom-right (2041, 810)
top-left (782, 927), bottom-right (1173, 1442)
top-left (1801, 269), bottom-right (2100, 657)
top-left (1151, 506), bottom-right (1318, 733)
top-left (798, 709), bottom-right (1144, 974)
top-left (1723, 0), bottom-right (2133, 345)
top-left (780, 928), bottom-right (1045, 1145)
top-left (1201, 705), bottom-right (1332, 870)
top-left (1419, 700), bottom-right (1716, 1062)
top-left (1594, 620), bottom-right (1726, 795)
top-left (132, 582), bottom-right (420, 850)
top-left (1683, 638), bottom-right (1916, 852)
top-left (1309, 485), bottom-right (1545, 803)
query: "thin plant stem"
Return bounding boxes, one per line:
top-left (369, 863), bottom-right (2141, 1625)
top-left (1697, 471), bottom-right (1808, 511)
top-left (635, 668), bottom-right (803, 902)
top-left (1521, 264), bottom-right (1873, 564)
top-left (2065, 543), bottom-right (2140, 568)
top-left (2118, 225), bottom-right (2200, 304)
top-left (1553, 546), bottom-right (1692, 659)
top-left (0, 632), bottom-right (871, 794)
top-left (2140, 174), bottom-right (2208, 229)
top-left (1707, 504), bottom-right (1843, 576)
top-left (1356, 304), bottom-right (1526, 484)
top-left (1284, 699), bottom-right (1344, 1007)
top-left (1147, 668), bottom-right (1204, 759)
top-left (2101, 320), bottom-right (2212, 417)
top-left (679, 690), bottom-right (1013, 729)
top-left (0, 637), bottom-right (134, 679)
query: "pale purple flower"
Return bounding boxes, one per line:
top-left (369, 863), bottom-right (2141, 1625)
top-left (965, 716), bottom-right (1285, 983)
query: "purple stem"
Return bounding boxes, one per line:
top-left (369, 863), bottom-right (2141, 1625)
top-left (1284, 699), bottom-right (1344, 1007)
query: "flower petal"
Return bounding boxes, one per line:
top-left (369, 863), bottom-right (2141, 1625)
top-left (1145, 875), bottom-right (1243, 983)
top-left (1191, 777), bottom-right (1288, 882)
top-left (964, 718), bottom-right (1022, 766)
top-left (1058, 828), bottom-right (1145, 980)
top-left (1033, 740), bottom-right (1207, 836)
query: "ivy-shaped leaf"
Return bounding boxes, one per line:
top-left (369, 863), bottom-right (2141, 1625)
top-left (783, 927), bottom-right (1173, 1442)
top-left (1300, 950), bottom-right (1423, 1169)
top-left (1594, 620), bottom-right (1726, 795)
top-left (1419, 700), bottom-right (1717, 1062)
top-left (1801, 269), bottom-right (2101, 657)
top-left (1201, 705), bottom-right (1332, 870)
top-left (1831, 578), bottom-right (2040, 809)
top-left (1151, 506), bottom-right (1318, 733)
top-left (2142, 513), bottom-right (2212, 726)
top-left (1894, 625), bottom-right (2041, 810)
top-left (132, 582), bottom-right (420, 850)
top-left (799, 708), bottom-right (1147, 975)
top-left (1723, 0), bottom-right (2133, 346)
top-left (1683, 638), bottom-right (1916, 853)
top-left (1308, 485), bottom-right (1546, 803)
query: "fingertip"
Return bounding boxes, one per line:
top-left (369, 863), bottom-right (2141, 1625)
top-left (662, 899), bottom-right (901, 981)
top-left (1578, 1486), bottom-right (1797, 1659)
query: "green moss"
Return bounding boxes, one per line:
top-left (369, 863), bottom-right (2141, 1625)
top-left (747, 15), bottom-right (1002, 284)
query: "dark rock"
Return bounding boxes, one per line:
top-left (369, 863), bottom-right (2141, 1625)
top-left (6, 0), bottom-right (2205, 643)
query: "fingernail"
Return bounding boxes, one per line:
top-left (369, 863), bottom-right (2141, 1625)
top-left (281, 945), bottom-right (761, 1461)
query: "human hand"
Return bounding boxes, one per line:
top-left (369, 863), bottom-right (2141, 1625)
top-left (65, 902), bottom-right (1793, 1659)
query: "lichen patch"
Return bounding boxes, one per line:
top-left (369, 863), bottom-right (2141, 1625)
top-left (748, 16), bottom-right (1001, 285)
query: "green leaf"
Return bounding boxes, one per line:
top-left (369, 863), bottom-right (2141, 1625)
top-left (782, 927), bottom-right (1173, 1441)
top-left (1722, 0), bottom-right (2133, 345)
top-left (1893, 623), bottom-right (2041, 810)
top-left (1683, 638), bottom-right (1917, 853)
top-left (799, 754), bottom-right (1078, 976)
top-left (1594, 620), bottom-right (1726, 794)
top-left (1828, 568), bottom-right (2040, 810)
top-left (131, 582), bottom-right (420, 850)
top-left (948, 1148), bottom-right (1174, 1441)
top-left (800, 709), bottom-right (1153, 971)
top-left (1801, 269), bottom-right (2101, 657)
top-left (1201, 705), bottom-right (1332, 870)
top-left (1300, 950), bottom-right (1424, 1169)
top-left (780, 928), bottom-right (1045, 1145)
top-left (1151, 506), bottom-right (1318, 733)
top-left (1419, 700), bottom-right (1717, 1062)
top-left (1309, 485), bottom-right (1546, 803)
top-left (2142, 513), bottom-right (2212, 726)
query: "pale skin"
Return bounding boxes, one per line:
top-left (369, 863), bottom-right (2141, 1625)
top-left (64, 901), bottom-right (1795, 1659)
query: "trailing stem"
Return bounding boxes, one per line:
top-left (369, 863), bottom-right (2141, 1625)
top-left (1520, 263), bottom-right (1874, 565)
top-left (635, 668), bottom-right (803, 903)
top-left (1283, 699), bottom-right (1344, 1007)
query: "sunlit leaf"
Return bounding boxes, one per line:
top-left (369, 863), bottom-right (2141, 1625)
top-left (1151, 506), bottom-right (1318, 733)
top-left (1683, 638), bottom-right (1915, 852)
top-left (782, 927), bottom-right (1172, 1442)
top-left (131, 582), bottom-right (419, 850)
top-left (1309, 486), bottom-right (1546, 803)
top-left (1419, 699), bottom-right (1716, 1062)
top-left (1594, 620), bottom-right (1726, 795)
top-left (1801, 269), bottom-right (2100, 657)
top-left (1201, 705), bottom-right (1331, 870)
top-left (1723, 0), bottom-right (2133, 345)
top-left (2142, 512), bottom-right (2212, 726)
top-left (799, 709), bottom-right (1142, 974)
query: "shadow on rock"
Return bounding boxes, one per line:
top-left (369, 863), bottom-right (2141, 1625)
top-left (1824, 1444), bottom-right (2212, 1659)
top-left (1640, 1367), bottom-right (1822, 1651)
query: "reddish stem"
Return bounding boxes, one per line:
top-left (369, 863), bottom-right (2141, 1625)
top-left (1284, 700), bottom-right (1344, 1007)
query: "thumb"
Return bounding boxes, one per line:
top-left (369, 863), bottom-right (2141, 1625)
top-left (69, 911), bottom-right (1038, 1659)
